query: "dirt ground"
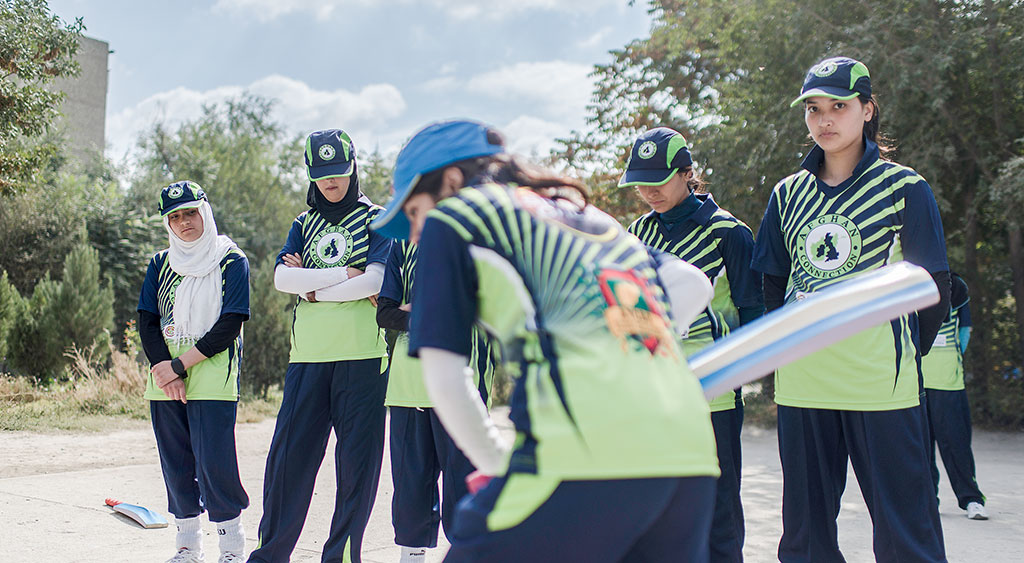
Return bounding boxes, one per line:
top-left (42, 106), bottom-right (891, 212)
top-left (0, 408), bottom-right (1021, 562)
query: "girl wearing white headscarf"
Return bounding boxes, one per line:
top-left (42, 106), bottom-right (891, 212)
top-left (137, 181), bottom-right (251, 563)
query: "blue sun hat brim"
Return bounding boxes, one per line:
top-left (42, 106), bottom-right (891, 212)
top-left (371, 119), bottom-right (505, 240)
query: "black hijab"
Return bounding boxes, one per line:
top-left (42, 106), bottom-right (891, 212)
top-left (306, 162), bottom-right (363, 224)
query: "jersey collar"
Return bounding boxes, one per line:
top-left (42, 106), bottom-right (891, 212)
top-left (800, 135), bottom-right (880, 192)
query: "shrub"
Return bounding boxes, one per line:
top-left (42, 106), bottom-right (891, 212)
top-left (7, 244), bottom-right (114, 380)
top-left (242, 254), bottom-right (294, 397)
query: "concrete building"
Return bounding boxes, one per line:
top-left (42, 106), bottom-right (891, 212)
top-left (51, 35), bottom-right (109, 165)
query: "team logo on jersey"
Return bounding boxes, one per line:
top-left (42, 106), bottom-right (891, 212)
top-left (162, 323), bottom-right (176, 340)
top-left (796, 214), bottom-right (862, 278)
top-left (310, 226), bottom-right (353, 267)
top-left (813, 61), bottom-right (838, 77)
top-left (168, 184), bottom-right (184, 198)
top-left (598, 268), bottom-right (678, 360)
top-left (637, 141), bottom-right (658, 159)
top-left (318, 143), bottom-right (336, 161)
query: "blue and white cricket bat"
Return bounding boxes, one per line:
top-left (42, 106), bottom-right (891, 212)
top-left (690, 262), bottom-right (940, 399)
top-left (105, 497), bottom-right (168, 529)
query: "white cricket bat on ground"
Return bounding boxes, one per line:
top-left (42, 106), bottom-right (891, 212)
top-left (690, 262), bottom-right (939, 399)
top-left (105, 498), bottom-right (168, 529)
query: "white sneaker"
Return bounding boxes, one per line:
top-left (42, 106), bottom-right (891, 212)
top-left (399, 546), bottom-right (427, 563)
top-left (966, 501), bottom-right (989, 520)
top-left (166, 547), bottom-right (205, 563)
top-left (218, 553), bottom-right (244, 563)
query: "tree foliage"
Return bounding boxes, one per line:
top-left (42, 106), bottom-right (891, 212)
top-left (0, 0), bottom-right (83, 195)
top-left (129, 94), bottom-right (306, 262)
top-left (7, 243), bottom-right (114, 380)
top-left (560, 0), bottom-right (1024, 427)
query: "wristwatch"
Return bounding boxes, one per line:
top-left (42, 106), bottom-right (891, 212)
top-left (170, 357), bottom-right (188, 378)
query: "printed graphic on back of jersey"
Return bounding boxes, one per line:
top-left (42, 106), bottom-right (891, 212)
top-left (597, 268), bottom-right (677, 360)
top-left (309, 226), bottom-right (354, 268)
top-left (796, 214), bottom-right (862, 278)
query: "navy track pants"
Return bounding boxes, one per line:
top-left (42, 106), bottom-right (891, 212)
top-left (777, 404), bottom-right (946, 563)
top-left (389, 406), bottom-right (476, 548)
top-left (710, 404), bottom-right (744, 563)
top-left (151, 399), bottom-right (249, 522)
top-left (444, 475), bottom-right (716, 563)
top-left (925, 388), bottom-right (985, 509)
top-left (249, 358), bottom-right (387, 563)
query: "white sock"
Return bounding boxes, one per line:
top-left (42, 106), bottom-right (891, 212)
top-left (399, 546), bottom-right (427, 563)
top-left (216, 515), bottom-right (246, 555)
top-left (174, 516), bottom-right (203, 552)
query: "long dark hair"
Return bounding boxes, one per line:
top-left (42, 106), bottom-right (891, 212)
top-left (411, 153), bottom-right (590, 207)
top-left (860, 94), bottom-right (894, 156)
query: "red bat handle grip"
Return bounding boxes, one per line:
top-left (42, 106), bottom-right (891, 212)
top-left (466, 471), bottom-right (493, 495)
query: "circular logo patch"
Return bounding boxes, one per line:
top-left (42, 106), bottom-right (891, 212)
top-left (311, 226), bottom-right (353, 267)
top-left (796, 214), bottom-right (862, 278)
top-left (318, 143), bottom-right (336, 161)
top-left (168, 185), bottom-right (184, 198)
top-left (814, 61), bottom-right (838, 78)
top-left (637, 141), bottom-right (658, 159)
top-left (162, 324), bottom-right (176, 339)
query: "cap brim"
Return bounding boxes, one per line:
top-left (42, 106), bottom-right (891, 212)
top-left (790, 87), bottom-right (859, 107)
top-left (308, 160), bottom-right (355, 181)
top-left (161, 200), bottom-right (203, 217)
top-left (618, 168), bottom-right (677, 188)
top-left (370, 186), bottom-right (415, 240)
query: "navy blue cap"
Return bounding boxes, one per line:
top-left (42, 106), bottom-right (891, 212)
top-left (305, 129), bottom-right (355, 181)
top-left (791, 57), bottom-right (871, 107)
top-left (617, 127), bottom-right (693, 188)
top-left (159, 181), bottom-right (207, 216)
top-left (371, 119), bottom-right (505, 240)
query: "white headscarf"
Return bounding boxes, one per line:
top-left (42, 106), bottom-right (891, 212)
top-left (163, 200), bottom-right (237, 347)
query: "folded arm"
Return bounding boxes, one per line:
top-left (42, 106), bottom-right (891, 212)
top-left (314, 263), bottom-right (385, 303)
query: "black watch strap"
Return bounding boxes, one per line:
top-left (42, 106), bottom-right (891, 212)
top-left (170, 357), bottom-right (188, 378)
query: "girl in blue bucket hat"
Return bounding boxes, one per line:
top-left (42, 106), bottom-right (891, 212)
top-left (752, 56), bottom-right (951, 562)
top-left (249, 129), bottom-right (392, 563)
top-left (372, 119), bottom-right (720, 562)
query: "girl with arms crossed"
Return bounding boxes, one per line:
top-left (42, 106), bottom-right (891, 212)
top-left (138, 181), bottom-right (250, 563)
top-left (751, 57), bottom-right (951, 562)
top-left (372, 120), bottom-right (720, 562)
top-left (249, 130), bottom-right (391, 563)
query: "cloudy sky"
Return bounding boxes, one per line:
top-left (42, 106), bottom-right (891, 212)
top-left (49, 0), bottom-right (652, 165)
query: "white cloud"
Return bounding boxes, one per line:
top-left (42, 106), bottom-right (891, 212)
top-left (427, 0), bottom-right (619, 20)
top-left (466, 61), bottom-right (595, 123)
top-left (576, 26), bottom-right (613, 49)
top-left (106, 75), bottom-right (407, 162)
top-left (500, 114), bottom-right (572, 158)
top-left (211, 0), bottom-right (369, 22)
top-left (420, 75), bottom-right (458, 93)
top-left (214, 0), bottom-right (619, 22)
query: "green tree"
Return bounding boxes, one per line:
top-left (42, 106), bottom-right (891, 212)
top-left (130, 94), bottom-right (305, 262)
top-left (0, 0), bottom-right (83, 195)
top-left (563, 0), bottom-right (1024, 426)
top-left (0, 270), bottom-right (25, 364)
top-left (359, 146), bottom-right (394, 205)
top-left (243, 255), bottom-right (294, 397)
top-left (8, 243), bottom-right (114, 380)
